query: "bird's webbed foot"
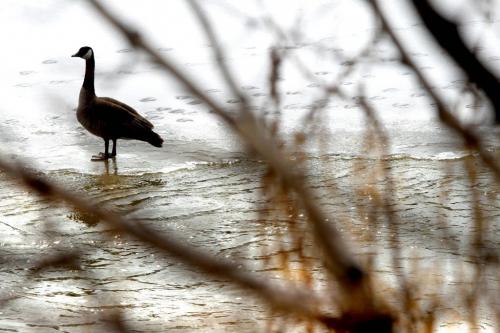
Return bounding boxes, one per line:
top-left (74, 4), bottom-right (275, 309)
top-left (91, 152), bottom-right (112, 161)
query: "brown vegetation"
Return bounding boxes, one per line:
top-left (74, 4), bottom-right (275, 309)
top-left (0, 1), bottom-right (498, 332)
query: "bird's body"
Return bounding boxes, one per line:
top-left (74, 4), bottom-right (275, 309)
top-left (72, 46), bottom-right (163, 161)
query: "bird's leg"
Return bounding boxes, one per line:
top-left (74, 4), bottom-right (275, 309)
top-left (91, 139), bottom-right (111, 161)
top-left (104, 139), bottom-right (109, 157)
top-left (110, 139), bottom-right (117, 157)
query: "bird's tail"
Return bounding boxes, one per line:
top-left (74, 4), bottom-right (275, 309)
top-left (147, 130), bottom-right (164, 148)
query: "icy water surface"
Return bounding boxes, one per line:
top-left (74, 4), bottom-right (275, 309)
top-left (0, 0), bottom-right (499, 332)
top-left (0, 155), bottom-right (498, 332)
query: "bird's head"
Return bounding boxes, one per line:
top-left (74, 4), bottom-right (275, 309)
top-left (71, 46), bottom-right (93, 60)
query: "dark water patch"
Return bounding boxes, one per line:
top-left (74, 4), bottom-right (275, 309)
top-left (380, 57), bottom-right (399, 63)
top-left (176, 119), bottom-right (193, 123)
top-left (282, 45), bottom-right (301, 50)
top-left (204, 89), bottom-right (220, 93)
top-left (15, 83), bottom-right (32, 88)
top-left (465, 103), bottom-right (485, 109)
top-left (187, 100), bottom-right (202, 106)
top-left (32, 130), bottom-right (56, 135)
top-left (19, 70), bottom-right (35, 76)
top-left (392, 102), bottom-right (410, 108)
top-left (25, 324), bottom-right (60, 330)
top-left (241, 85), bottom-right (258, 91)
top-left (283, 104), bottom-right (301, 110)
top-left (251, 92), bottom-right (266, 97)
top-left (128, 196), bottom-right (156, 207)
top-left (49, 80), bottom-right (67, 85)
top-left (176, 95), bottom-right (191, 100)
top-left (156, 107), bottom-right (171, 111)
top-left (42, 59), bottom-right (57, 64)
top-left (327, 47), bottom-right (344, 54)
top-left (169, 109), bottom-right (185, 114)
top-left (226, 99), bottom-right (242, 104)
top-left (3, 119), bottom-right (20, 125)
top-left (157, 47), bottom-right (173, 52)
top-left (410, 92), bottom-right (426, 98)
top-left (341, 60), bottom-right (355, 66)
top-left (140, 97), bottom-right (157, 103)
top-left (145, 115), bottom-right (162, 121)
top-left (343, 103), bottom-right (359, 109)
top-left (443, 81), bottom-right (466, 90)
top-left (138, 178), bottom-right (166, 187)
top-left (314, 71), bottom-right (330, 76)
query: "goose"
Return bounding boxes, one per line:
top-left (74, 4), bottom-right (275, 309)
top-left (72, 46), bottom-right (163, 161)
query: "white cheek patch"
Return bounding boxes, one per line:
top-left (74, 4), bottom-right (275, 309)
top-left (82, 49), bottom-right (93, 60)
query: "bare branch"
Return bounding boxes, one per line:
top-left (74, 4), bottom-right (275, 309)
top-left (87, 0), bottom-right (368, 293)
top-left (86, 0), bottom-right (237, 128)
top-left (370, 0), bottom-right (500, 182)
top-left (411, 0), bottom-right (500, 123)
top-left (187, 0), bottom-right (249, 108)
top-left (0, 157), bottom-right (331, 323)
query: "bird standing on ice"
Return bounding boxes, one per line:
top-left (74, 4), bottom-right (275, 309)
top-left (72, 46), bottom-right (163, 161)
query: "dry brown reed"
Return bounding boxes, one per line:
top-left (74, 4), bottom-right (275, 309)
top-left (0, 1), bottom-right (498, 332)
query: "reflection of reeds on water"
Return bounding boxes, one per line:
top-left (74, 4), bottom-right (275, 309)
top-left (0, 0), bottom-right (498, 332)
top-left (254, 137), bottom-right (497, 332)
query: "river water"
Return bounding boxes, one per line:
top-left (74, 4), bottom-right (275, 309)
top-left (0, 1), bottom-right (499, 332)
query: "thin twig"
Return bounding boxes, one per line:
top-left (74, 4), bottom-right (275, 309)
top-left (187, 0), bottom-right (249, 108)
top-left (411, 0), bottom-right (500, 123)
top-left (370, 0), bottom-right (500, 182)
top-left (87, 0), bottom-right (367, 292)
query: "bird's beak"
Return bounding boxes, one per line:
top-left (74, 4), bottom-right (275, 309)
top-left (71, 53), bottom-right (78, 58)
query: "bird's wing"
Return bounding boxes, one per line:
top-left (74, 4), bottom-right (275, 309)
top-left (95, 97), bottom-right (154, 130)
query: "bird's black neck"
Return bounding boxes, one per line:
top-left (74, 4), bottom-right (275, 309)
top-left (83, 55), bottom-right (95, 96)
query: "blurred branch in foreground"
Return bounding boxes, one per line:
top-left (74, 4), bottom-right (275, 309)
top-left (0, 157), bottom-right (331, 322)
top-left (1, 0), bottom-right (498, 332)
top-left (370, 0), bottom-right (500, 182)
top-left (411, 0), bottom-right (500, 123)
top-left (86, 1), bottom-right (393, 325)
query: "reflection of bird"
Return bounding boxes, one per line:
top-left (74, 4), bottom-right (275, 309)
top-left (72, 46), bottom-right (163, 161)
